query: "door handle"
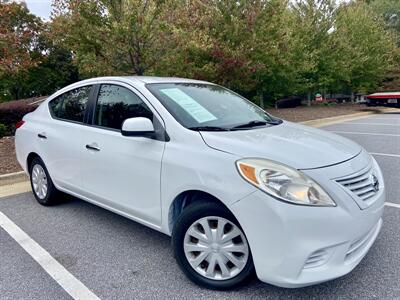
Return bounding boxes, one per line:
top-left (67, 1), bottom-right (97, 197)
top-left (38, 133), bottom-right (47, 139)
top-left (85, 143), bottom-right (100, 151)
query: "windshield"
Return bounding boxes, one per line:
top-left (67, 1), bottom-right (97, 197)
top-left (146, 83), bottom-right (280, 130)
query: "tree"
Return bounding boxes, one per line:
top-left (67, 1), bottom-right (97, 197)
top-left (290, 0), bottom-right (338, 104)
top-left (161, 0), bottom-right (268, 92)
top-left (52, 0), bottom-right (177, 76)
top-left (368, 0), bottom-right (400, 45)
top-left (0, 1), bottom-right (42, 75)
top-left (0, 1), bottom-right (42, 99)
top-left (368, 0), bottom-right (400, 92)
top-left (332, 2), bottom-right (396, 96)
top-left (0, 1), bottom-right (80, 101)
top-left (21, 38), bottom-right (79, 98)
top-left (155, 0), bottom-right (300, 106)
top-left (2, 0), bottom-right (397, 104)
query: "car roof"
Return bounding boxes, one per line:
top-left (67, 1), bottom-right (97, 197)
top-left (127, 76), bottom-right (211, 84)
top-left (44, 76), bottom-right (215, 103)
top-left (76, 76), bottom-right (212, 85)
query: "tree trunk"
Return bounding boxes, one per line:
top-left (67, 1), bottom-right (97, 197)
top-left (128, 51), bottom-right (145, 75)
top-left (260, 94), bottom-right (265, 109)
top-left (307, 91), bottom-right (311, 106)
top-left (136, 67), bottom-right (144, 76)
top-left (351, 91), bottom-right (355, 103)
top-left (12, 86), bottom-right (20, 100)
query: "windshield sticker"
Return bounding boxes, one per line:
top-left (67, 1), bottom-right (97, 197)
top-left (160, 88), bottom-right (217, 123)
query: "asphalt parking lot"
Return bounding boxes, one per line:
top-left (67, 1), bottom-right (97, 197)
top-left (1, 112), bottom-right (399, 300)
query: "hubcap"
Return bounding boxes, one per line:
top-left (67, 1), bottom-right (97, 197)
top-left (31, 164), bottom-right (48, 200)
top-left (183, 216), bottom-right (249, 280)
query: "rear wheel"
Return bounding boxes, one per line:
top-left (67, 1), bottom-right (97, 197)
top-left (29, 157), bottom-right (60, 206)
top-left (172, 201), bottom-right (254, 290)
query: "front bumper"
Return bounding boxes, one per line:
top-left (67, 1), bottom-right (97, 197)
top-left (230, 152), bottom-right (385, 288)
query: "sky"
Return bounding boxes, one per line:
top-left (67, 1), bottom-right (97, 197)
top-left (20, 0), bottom-right (53, 20)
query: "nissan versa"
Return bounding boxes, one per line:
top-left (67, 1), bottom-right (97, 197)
top-left (15, 77), bottom-right (385, 290)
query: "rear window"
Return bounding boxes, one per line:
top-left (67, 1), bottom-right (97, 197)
top-left (49, 86), bottom-right (92, 123)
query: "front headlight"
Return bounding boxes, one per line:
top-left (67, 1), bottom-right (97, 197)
top-left (236, 158), bottom-right (336, 206)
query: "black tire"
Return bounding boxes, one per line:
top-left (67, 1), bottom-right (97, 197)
top-left (172, 201), bottom-right (255, 290)
top-left (29, 157), bottom-right (60, 206)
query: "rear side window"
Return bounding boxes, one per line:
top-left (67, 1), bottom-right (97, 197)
top-left (49, 86), bottom-right (91, 122)
top-left (94, 84), bottom-right (153, 130)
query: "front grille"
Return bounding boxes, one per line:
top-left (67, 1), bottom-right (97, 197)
top-left (336, 166), bottom-right (379, 203)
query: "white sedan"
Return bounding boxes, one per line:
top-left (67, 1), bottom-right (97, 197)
top-left (15, 76), bottom-right (385, 289)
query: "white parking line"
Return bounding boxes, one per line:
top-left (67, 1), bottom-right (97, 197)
top-left (0, 211), bottom-right (100, 300)
top-left (341, 122), bottom-right (400, 126)
top-left (330, 131), bottom-right (400, 137)
top-left (385, 202), bottom-right (400, 209)
top-left (370, 152), bottom-right (400, 158)
top-left (363, 118), bottom-right (400, 124)
top-left (365, 118), bottom-right (400, 121)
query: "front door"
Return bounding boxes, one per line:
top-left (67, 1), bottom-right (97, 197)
top-left (80, 83), bottom-right (165, 226)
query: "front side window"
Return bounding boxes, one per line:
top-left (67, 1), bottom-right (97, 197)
top-left (49, 86), bottom-right (91, 122)
top-left (94, 84), bottom-right (153, 130)
top-left (146, 83), bottom-right (279, 130)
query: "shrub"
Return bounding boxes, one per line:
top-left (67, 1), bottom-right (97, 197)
top-left (0, 123), bottom-right (6, 138)
top-left (0, 101), bottom-right (37, 136)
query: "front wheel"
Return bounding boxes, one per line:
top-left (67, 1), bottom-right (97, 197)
top-left (172, 201), bottom-right (254, 290)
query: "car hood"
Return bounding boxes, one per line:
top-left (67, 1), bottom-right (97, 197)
top-left (200, 121), bottom-right (362, 169)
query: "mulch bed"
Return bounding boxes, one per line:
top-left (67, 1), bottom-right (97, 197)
top-left (0, 103), bottom-right (386, 175)
top-left (0, 137), bottom-right (22, 175)
top-left (0, 96), bottom-right (46, 109)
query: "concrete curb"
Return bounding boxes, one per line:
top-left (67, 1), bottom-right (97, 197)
top-left (0, 181), bottom-right (31, 198)
top-left (300, 108), bottom-right (398, 128)
top-left (0, 171), bottom-right (28, 187)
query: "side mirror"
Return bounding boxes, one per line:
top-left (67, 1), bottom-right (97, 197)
top-left (121, 117), bottom-right (155, 138)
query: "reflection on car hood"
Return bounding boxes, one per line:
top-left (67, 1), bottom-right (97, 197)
top-left (200, 121), bottom-right (362, 169)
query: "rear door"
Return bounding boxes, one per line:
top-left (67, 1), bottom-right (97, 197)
top-left (79, 83), bottom-right (166, 226)
top-left (43, 85), bottom-right (93, 193)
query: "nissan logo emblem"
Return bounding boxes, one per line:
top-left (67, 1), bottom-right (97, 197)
top-left (371, 174), bottom-right (379, 192)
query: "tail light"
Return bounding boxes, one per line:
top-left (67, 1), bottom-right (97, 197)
top-left (16, 120), bottom-right (25, 129)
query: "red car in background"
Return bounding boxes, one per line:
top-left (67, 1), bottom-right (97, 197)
top-left (366, 92), bottom-right (400, 108)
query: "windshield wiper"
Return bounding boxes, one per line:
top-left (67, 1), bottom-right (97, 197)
top-left (188, 126), bottom-right (230, 131)
top-left (230, 120), bottom-right (268, 130)
top-left (189, 119), bottom-right (282, 132)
